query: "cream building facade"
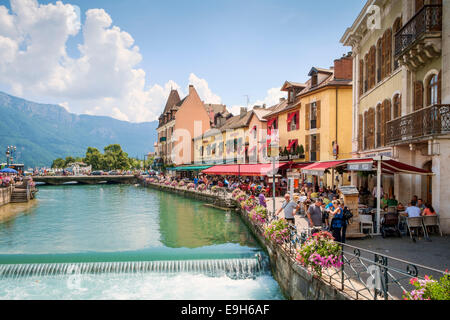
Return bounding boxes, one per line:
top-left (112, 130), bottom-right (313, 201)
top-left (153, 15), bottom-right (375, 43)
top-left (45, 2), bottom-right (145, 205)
top-left (341, 0), bottom-right (450, 233)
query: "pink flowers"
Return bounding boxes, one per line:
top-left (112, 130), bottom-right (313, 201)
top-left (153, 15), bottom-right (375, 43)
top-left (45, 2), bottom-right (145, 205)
top-left (264, 219), bottom-right (290, 244)
top-left (296, 231), bottom-right (343, 277)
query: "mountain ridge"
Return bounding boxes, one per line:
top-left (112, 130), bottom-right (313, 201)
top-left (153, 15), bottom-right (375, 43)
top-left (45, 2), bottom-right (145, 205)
top-left (0, 91), bottom-right (157, 168)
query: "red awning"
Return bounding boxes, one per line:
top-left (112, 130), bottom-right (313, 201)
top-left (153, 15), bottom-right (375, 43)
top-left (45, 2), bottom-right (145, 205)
top-left (345, 158), bottom-right (431, 175)
top-left (302, 160), bottom-right (346, 175)
top-left (202, 163), bottom-right (290, 177)
top-left (287, 112), bottom-right (296, 123)
top-left (382, 159), bottom-right (430, 175)
top-left (290, 162), bottom-right (313, 169)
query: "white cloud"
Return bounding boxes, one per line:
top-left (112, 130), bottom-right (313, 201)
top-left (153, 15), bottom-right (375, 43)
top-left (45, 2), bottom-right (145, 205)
top-left (0, 0), bottom-right (281, 123)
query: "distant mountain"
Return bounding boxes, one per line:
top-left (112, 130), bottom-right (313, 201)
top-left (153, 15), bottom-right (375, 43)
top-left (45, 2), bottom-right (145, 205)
top-left (0, 91), bottom-right (158, 168)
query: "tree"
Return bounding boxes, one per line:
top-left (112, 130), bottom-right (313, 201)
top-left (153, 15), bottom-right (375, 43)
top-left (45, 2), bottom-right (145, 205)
top-left (64, 156), bottom-right (76, 168)
top-left (103, 144), bottom-right (130, 170)
top-left (84, 147), bottom-right (103, 170)
top-left (51, 158), bottom-right (65, 169)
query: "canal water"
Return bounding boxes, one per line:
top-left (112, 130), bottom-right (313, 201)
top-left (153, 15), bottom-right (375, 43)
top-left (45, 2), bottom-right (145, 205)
top-left (0, 185), bottom-right (284, 299)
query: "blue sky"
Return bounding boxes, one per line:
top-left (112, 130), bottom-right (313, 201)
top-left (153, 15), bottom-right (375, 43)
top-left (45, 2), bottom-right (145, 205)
top-left (0, 0), bottom-right (365, 122)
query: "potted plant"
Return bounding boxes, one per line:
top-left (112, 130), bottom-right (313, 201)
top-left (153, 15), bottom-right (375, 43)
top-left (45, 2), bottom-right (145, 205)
top-left (264, 218), bottom-right (290, 244)
top-left (296, 231), bottom-right (343, 277)
top-left (250, 205), bottom-right (268, 224)
top-left (403, 273), bottom-right (450, 300)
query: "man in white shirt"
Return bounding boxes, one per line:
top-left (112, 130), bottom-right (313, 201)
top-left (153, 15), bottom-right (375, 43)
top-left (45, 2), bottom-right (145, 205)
top-left (406, 202), bottom-right (421, 218)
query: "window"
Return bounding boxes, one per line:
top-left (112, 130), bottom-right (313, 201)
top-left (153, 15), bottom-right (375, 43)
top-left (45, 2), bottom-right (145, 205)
top-left (428, 74), bottom-right (439, 106)
top-left (377, 39), bottom-right (382, 83)
top-left (393, 94), bottom-right (401, 119)
top-left (287, 111), bottom-right (299, 132)
top-left (376, 104), bottom-right (382, 148)
top-left (288, 90), bottom-right (294, 103)
top-left (383, 29), bottom-right (392, 78)
top-left (393, 17), bottom-right (403, 70)
top-left (312, 74), bottom-right (318, 87)
top-left (359, 59), bottom-right (364, 96)
top-left (414, 81), bottom-right (424, 111)
top-left (310, 102), bottom-right (317, 129)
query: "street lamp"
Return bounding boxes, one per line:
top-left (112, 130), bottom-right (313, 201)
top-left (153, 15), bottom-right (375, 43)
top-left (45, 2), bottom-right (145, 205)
top-left (5, 145), bottom-right (16, 166)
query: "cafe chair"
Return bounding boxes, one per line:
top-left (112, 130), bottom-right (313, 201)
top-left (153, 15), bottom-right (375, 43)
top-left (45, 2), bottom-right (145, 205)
top-left (406, 217), bottom-right (428, 241)
top-left (360, 214), bottom-right (374, 237)
top-left (422, 215), bottom-right (443, 237)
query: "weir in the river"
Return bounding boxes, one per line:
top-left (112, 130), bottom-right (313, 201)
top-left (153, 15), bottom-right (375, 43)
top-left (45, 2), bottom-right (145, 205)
top-left (0, 257), bottom-right (269, 280)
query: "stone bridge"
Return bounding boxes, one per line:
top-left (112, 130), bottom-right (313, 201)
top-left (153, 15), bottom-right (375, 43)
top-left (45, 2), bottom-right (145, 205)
top-left (33, 175), bottom-right (138, 185)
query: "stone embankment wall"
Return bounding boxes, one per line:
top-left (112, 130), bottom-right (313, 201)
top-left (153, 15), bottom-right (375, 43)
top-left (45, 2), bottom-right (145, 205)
top-left (143, 182), bottom-right (351, 300)
top-left (0, 186), bottom-right (13, 206)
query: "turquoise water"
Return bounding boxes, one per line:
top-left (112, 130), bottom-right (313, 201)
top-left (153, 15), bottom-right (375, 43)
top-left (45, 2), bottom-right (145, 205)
top-left (0, 185), bottom-right (284, 300)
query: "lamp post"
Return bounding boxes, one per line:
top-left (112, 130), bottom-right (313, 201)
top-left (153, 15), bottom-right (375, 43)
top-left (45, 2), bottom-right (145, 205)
top-left (5, 145), bottom-right (16, 167)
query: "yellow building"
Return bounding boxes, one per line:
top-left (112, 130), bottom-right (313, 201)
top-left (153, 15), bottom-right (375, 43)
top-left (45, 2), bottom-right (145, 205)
top-left (194, 107), bottom-right (273, 165)
top-left (264, 54), bottom-right (354, 186)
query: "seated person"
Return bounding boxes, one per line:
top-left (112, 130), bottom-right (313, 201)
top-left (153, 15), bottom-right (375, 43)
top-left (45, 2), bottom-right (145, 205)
top-left (387, 195), bottom-right (399, 207)
top-left (381, 193), bottom-right (389, 209)
top-left (422, 203), bottom-right (436, 216)
top-left (405, 201), bottom-right (421, 218)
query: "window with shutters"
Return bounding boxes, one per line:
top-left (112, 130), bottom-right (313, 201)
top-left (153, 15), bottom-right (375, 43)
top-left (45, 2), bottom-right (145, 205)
top-left (438, 70), bottom-right (441, 104)
top-left (305, 135), bottom-right (310, 162)
top-left (427, 74), bottom-right (439, 106)
top-left (384, 29), bottom-right (392, 77)
top-left (393, 94), bottom-right (401, 119)
top-left (310, 102), bottom-right (317, 129)
top-left (368, 108), bottom-right (375, 150)
top-left (377, 39), bottom-right (382, 83)
top-left (305, 103), bottom-right (310, 130)
top-left (369, 46), bottom-right (376, 89)
top-left (364, 111), bottom-right (369, 150)
top-left (414, 81), bottom-right (424, 111)
top-left (364, 54), bottom-right (369, 93)
top-left (393, 17), bottom-right (403, 70)
top-left (358, 114), bottom-right (363, 151)
top-left (359, 60), bottom-right (364, 96)
top-left (310, 134), bottom-right (318, 162)
top-left (382, 99), bottom-right (391, 146)
top-left (376, 104), bottom-right (382, 148)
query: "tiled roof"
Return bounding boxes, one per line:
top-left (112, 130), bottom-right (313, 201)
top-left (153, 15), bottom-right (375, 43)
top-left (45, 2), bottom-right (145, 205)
top-left (163, 90), bottom-right (181, 114)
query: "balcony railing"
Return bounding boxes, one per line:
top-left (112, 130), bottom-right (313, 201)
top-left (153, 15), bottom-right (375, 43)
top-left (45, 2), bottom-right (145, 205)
top-left (395, 4), bottom-right (442, 57)
top-left (386, 104), bottom-right (450, 145)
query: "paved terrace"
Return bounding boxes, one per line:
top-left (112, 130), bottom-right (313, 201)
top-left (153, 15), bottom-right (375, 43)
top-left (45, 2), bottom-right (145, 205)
top-left (266, 196), bottom-right (450, 271)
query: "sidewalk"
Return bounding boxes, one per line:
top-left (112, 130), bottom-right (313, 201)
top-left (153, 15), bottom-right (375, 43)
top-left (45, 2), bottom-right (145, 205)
top-left (266, 196), bottom-right (449, 271)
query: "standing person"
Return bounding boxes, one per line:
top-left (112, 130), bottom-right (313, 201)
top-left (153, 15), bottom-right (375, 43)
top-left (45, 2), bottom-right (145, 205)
top-left (258, 189), bottom-right (267, 208)
top-left (276, 194), bottom-right (299, 225)
top-left (307, 199), bottom-right (323, 232)
top-left (330, 201), bottom-right (345, 242)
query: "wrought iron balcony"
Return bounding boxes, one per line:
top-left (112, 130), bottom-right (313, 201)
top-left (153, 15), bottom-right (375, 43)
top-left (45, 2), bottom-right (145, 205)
top-left (386, 104), bottom-right (450, 145)
top-left (395, 4), bottom-right (442, 70)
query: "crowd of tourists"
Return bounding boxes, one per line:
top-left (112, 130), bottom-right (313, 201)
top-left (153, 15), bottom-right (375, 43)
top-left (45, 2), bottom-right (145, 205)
top-left (0, 173), bottom-right (23, 188)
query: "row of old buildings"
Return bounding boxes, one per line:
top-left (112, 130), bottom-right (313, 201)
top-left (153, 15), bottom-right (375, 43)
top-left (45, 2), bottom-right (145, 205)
top-left (155, 0), bottom-right (449, 232)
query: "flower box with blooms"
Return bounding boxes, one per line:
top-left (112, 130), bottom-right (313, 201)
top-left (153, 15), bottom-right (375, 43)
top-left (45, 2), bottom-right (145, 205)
top-left (242, 197), bottom-right (258, 212)
top-left (211, 186), bottom-right (219, 193)
top-left (250, 205), bottom-right (268, 224)
top-left (164, 181), bottom-right (171, 186)
top-left (234, 192), bottom-right (247, 203)
top-left (264, 219), bottom-right (290, 244)
top-left (198, 184), bottom-right (206, 192)
top-left (232, 188), bottom-right (242, 198)
top-left (187, 183), bottom-right (195, 190)
top-left (178, 181), bottom-right (185, 187)
top-left (403, 272), bottom-right (450, 300)
top-left (171, 181), bottom-right (178, 187)
top-left (296, 231), bottom-right (343, 277)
